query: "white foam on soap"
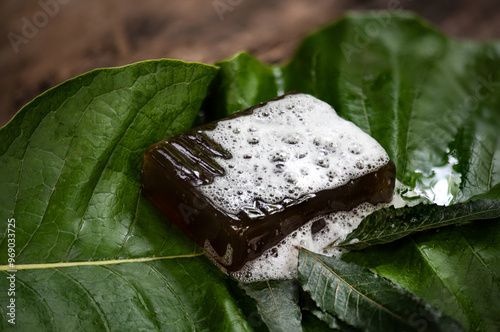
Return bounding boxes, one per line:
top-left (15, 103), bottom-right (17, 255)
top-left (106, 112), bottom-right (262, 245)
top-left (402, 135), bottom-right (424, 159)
top-left (199, 93), bottom-right (390, 215)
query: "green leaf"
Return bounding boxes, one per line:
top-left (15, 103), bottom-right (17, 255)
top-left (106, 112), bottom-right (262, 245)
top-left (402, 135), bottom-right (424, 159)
top-left (0, 60), bottom-right (254, 331)
top-left (336, 199), bottom-right (500, 250)
top-left (298, 249), bottom-right (464, 332)
top-left (0, 60), bottom-right (217, 264)
top-left (239, 280), bottom-right (302, 332)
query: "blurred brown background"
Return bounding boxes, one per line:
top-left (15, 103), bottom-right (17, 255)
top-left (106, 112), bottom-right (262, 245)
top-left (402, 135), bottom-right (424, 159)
top-left (1, 0), bottom-right (499, 127)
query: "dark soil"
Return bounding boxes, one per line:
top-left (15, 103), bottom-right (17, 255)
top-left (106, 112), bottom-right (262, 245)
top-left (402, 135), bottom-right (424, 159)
top-left (1, 0), bottom-right (499, 127)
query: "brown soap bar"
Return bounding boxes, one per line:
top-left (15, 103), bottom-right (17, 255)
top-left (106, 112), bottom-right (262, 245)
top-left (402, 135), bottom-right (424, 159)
top-left (141, 93), bottom-right (396, 272)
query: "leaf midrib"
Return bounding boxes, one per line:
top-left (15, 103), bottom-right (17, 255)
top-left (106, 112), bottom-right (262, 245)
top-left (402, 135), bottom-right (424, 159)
top-left (0, 253), bottom-right (203, 271)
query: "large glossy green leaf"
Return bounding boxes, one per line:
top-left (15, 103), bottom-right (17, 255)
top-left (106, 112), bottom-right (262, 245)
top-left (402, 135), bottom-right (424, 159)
top-left (0, 60), bottom-right (216, 263)
top-left (0, 60), bottom-right (253, 331)
top-left (207, 12), bottom-right (500, 331)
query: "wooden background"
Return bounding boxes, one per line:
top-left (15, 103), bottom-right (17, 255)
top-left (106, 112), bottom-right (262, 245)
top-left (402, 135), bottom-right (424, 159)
top-left (1, 0), bottom-right (499, 127)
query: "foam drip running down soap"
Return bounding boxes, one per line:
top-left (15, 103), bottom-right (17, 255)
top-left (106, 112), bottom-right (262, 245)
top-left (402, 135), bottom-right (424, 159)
top-left (141, 93), bottom-right (396, 281)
